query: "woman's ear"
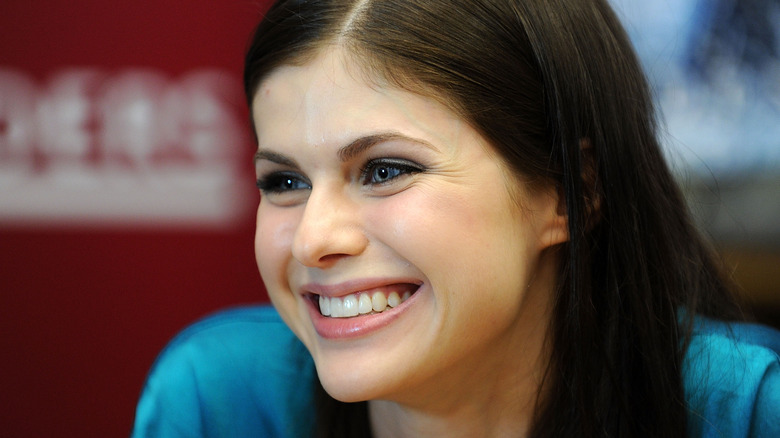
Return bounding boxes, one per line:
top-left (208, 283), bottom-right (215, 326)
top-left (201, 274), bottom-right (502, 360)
top-left (540, 192), bottom-right (569, 250)
top-left (539, 138), bottom-right (602, 251)
top-left (537, 183), bottom-right (569, 251)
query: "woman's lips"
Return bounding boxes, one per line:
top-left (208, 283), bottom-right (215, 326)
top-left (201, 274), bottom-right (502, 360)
top-left (303, 282), bottom-right (423, 339)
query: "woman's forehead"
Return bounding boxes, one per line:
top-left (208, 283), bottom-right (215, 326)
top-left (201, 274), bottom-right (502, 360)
top-left (252, 49), bottom-right (468, 152)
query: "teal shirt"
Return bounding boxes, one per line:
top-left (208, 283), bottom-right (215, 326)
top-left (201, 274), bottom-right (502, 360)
top-left (132, 306), bottom-right (780, 437)
top-left (684, 317), bottom-right (780, 437)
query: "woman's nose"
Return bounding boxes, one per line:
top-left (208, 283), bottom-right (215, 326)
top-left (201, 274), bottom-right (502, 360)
top-left (291, 187), bottom-right (368, 268)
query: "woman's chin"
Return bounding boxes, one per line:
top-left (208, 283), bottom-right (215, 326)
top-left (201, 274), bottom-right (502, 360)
top-left (315, 363), bottom-right (400, 403)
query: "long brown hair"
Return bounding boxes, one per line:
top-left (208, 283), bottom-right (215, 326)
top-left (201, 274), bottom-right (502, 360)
top-left (244, 1), bottom-right (742, 436)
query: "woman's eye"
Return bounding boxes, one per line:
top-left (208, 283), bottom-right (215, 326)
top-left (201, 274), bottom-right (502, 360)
top-left (256, 172), bottom-right (311, 194)
top-left (361, 159), bottom-right (423, 186)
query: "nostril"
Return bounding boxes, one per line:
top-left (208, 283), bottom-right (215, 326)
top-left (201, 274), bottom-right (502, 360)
top-left (317, 253), bottom-right (351, 265)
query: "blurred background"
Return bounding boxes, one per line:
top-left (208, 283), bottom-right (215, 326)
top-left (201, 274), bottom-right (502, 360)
top-left (611, 0), bottom-right (780, 324)
top-left (1, 0), bottom-right (778, 436)
top-left (1, 1), bottom-right (272, 436)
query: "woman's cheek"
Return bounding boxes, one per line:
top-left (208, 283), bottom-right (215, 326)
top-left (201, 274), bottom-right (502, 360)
top-left (255, 209), bottom-right (299, 289)
top-left (381, 186), bottom-right (477, 244)
top-left (366, 188), bottom-right (450, 261)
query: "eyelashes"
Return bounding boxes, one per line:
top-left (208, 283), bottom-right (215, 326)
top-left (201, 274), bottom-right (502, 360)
top-left (255, 158), bottom-right (425, 199)
top-left (360, 158), bottom-right (425, 186)
top-left (256, 171), bottom-right (311, 194)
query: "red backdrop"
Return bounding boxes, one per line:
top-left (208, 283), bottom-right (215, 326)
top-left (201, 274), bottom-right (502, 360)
top-left (0, 1), bottom-right (272, 436)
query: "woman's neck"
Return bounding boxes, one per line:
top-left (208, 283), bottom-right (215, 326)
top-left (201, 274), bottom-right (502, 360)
top-left (368, 392), bottom-right (535, 438)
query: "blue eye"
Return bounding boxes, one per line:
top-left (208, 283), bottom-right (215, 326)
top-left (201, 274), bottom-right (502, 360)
top-left (370, 165), bottom-right (401, 183)
top-left (362, 159), bottom-right (423, 185)
top-left (256, 172), bottom-right (311, 194)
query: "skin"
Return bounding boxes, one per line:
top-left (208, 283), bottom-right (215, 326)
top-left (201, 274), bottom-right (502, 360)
top-left (252, 47), bottom-right (568, 437)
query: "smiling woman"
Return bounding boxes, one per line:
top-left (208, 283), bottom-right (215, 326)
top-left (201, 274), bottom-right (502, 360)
top-left (131, 1), bottom-right (780, 437)
top-left (252, 49), bottom-right (564, 418)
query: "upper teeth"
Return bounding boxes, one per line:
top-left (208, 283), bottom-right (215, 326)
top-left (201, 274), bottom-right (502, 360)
top-left (319, 290), bottom-right (412, 318)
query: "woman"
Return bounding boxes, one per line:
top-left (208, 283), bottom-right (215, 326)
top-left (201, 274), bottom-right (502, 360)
top-left (133, 0), bottom-right (780, 436)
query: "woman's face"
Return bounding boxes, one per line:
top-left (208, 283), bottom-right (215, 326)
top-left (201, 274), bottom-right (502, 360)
top-left (252, 49), bottom-right (566, 405)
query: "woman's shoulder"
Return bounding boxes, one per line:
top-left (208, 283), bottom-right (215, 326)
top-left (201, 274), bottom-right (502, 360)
top-left (683, 316), bottom-right (780, 438)
top-left (132, 305), bottom-right (317, 437)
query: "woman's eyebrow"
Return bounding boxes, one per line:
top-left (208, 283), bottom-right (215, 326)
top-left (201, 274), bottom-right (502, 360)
top-left (253, 150), bottom-right (299, 168)
top-left (338, 132), bottom-right (437, 162)
top-left (254, 132), bottom-right (437, 166)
